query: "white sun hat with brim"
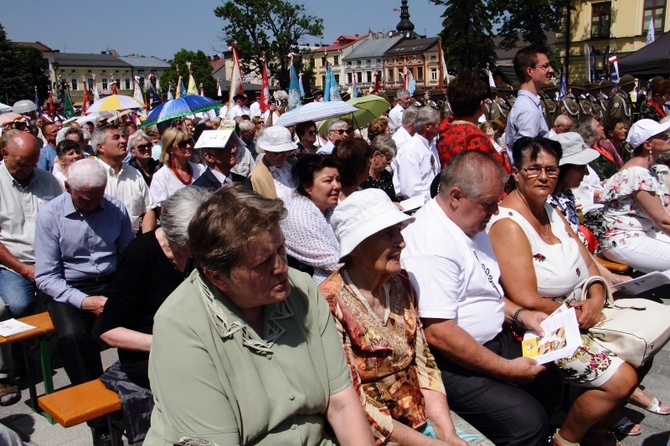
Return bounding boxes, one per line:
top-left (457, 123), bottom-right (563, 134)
top-left (194, 129), bottom-right (245, 150)
top-left (331, 188), bottom-right (415, 260)
top-left (549, 132), bottom-right (600, 166)
top-left (256, 125), bottom-right (297, 153)
top-left (626, 119), bottom-right (670, 149)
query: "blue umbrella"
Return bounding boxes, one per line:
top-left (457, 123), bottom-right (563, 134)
top-left (142, 94), bottom-right (220, 127)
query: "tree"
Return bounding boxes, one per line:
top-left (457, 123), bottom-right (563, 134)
top-left (430, 0), bottom-right (497, 73)
top-left (160, 49), bottom-right (218, 98)
top-left (0, 23), bottom-right (50, 105)
top-left (214, 0), bottom-right (323, 88)
top-left (490, 0), bottom-right (565, 49)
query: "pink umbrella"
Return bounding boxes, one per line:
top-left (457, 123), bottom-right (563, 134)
top-left (0, 112), bottom-right (23, 126)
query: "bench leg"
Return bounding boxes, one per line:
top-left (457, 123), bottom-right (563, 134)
top-left (107, 414), bottom-right (123, 446)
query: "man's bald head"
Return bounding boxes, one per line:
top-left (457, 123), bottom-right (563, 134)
top-left (3, 133), bottom-right (41, 184)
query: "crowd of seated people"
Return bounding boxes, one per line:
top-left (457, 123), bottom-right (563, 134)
top-left (3, 65), bottom-right (670, 446)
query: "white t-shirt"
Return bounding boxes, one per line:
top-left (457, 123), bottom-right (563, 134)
top-left (150, 161), bottom-right (206, 206)
top-left (401, 199), bottom-right (505, 344)
top-left (393, 133), bottom-right (439, 200)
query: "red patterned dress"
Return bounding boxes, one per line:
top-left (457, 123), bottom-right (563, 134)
top-left (437, 117), bottom-right (509, 172)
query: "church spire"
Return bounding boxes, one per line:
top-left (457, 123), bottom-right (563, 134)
top-left (396, 0), bottom-right (415, 34)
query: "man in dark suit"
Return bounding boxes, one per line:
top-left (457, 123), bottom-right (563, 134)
top-left (192, 129), bottom-right (251, 190)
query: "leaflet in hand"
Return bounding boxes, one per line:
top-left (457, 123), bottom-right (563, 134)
top-left (611, 270), bottom-right (670, 295)
top-left (521, 305), bottom-right (582, 365)
top-left (0, 318), bottom-right (36, 337)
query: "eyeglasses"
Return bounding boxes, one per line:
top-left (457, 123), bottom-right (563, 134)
top-left (307, 130), bottom-right (316, 135)
top-left (532, 62), bottom-right (552, 71)
top-left (135, 143), bottom-right (153, 151)
top-left (521, 166), bottom-right (560, 178)
top-left (330, 129), bottom-right (353, 135)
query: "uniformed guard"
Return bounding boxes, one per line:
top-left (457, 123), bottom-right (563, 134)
top-left (605, 74), bottom-right (636, 128)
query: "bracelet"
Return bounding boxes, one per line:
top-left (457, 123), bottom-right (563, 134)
top-left (513, 308), bottom-right (528, 329)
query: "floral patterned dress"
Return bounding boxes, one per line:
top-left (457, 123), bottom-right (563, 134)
top-left (319, 269), bottom-right (492, 445)
top-left (436, 117), bottom-right (508, 172)
top-left (599, 166), bottom-right (669, 251)
top-left (489, 205), bottom-right (624, 387)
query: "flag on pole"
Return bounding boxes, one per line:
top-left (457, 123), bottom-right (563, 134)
top-left (351, 73), bottom-right (359, 98)
top-left (287, 53), bottom-right (302, 111)
top-left (148, 74), bottom-right (159, 104)
top-left (584, 44), bottom-right (592, 83)
top-left (259, 57), bottom-right (270, 113)
top-left (92, 75), bottom-right (100, 102)
top-left (82, 84), bottom-right (89, 114)
top-left (590, 45), bottom-right (597, 83)
top-left (63, 84), bottom-right (74, 118)
top-left (199, 84), bottom-right (205, 97)
top-left (187, 64), bottom-right (198, 95)
top-left (133, 76), bottom-right (145, 107)
top-left (558, 64), bottom-right (567, 100)
top-left (46, 90), bottom-right (55, 120)
top-left (486, 67), bottom-right (496, 88)
top-left (374, 72), bottom-right (381, 92)
top-left (227, 42), bottom-right (244, 118)
top-left (111, 81), bottom-right (119, 95)
top-left (298, 72), bottom-right (306, 98)
top-left (175, 76), bottom-right (186, 99)
top-left (167, 82), bottom-right (174, 101)
top-left (216, 77), bottom-right (222, 98)
top-left (34, 87), bottom-right (42, 117)
top-left (646, 15), bottom-right (655, 45)
top-left (403, 68), bottom-right (416, 95)
top-left (608, 55), bottom-right (620, 83)
top-left (324, 62), bottom-right (341, 101)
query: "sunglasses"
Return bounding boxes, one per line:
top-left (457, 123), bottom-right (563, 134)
top-left (330, 129), bottom-right (353, 135)
top-left (176, 140), bottom-right (192, 149)
top-left (135, 143), bottom-right (153, 151)
top-left (307, 130), bottom-right (316, 135)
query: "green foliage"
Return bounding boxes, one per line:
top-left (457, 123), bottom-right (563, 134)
top-left (0, 23), bottom-right (50, 105)
top-left (214, 0), bottom-right (323, 88)
top-left (160, 49), bottom-right (218, 98)
top-left (430, 0), bottom-right (497, 73)
top-left (490, 0), bottom-right (565, 49)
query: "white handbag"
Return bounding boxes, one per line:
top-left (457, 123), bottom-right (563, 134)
top-left (583, 276), bottom-right (670, 367)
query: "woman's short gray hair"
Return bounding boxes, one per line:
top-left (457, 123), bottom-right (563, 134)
top-left (370, 135), bottom-right (397, 158)
top-left (67, 158), bottom-right (107, 190)
top-left (161, 187), bottom-right (212, 246)
top-left (127, 130), bottom-right (151, 150)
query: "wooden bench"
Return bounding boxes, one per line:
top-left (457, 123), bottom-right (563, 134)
top-left (38, 379), bottom-right (123, 445)
top-left (595, 254), bottom-right (631, 274)
top-left (0, 312), bottom-right (56, 414)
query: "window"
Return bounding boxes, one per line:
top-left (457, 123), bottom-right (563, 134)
top-left (87, 77), bottom-right (94, 91)
top-left (417, 67), bottom-right (423, 82)
top-left (334, 55), bottom-right (339, 65)
top-left (115, 77), bottom-right (121, 89)
top-left (101, 76), bottom-right (109, 90)
top-left (70, 73), bottom-right (78, 91)
top-left (643, 0), bottom-right (666, 32)
top-left (430, 68), bottom-right (438, 81)
top-left (335, 74), bottom-right (340, 84)
top-left (347, 72), bottom-right (353, 84)
top-left (591, 2), bottom-right (611, 38)
top-left (365, 71), bottom-right (372, 83)
top-left (321, 56), bottom-right (326, 66)
top-left (388, 69), bottom-right (394, 82)
top-left (124, 76), bottom-right (132, 90)
top-left (356, 72), bottom-right (362, 83)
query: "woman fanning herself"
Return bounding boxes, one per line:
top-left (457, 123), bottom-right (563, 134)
top-left (320, 188), bottom-right (491, 446)
top-left (488, 137), bottom-right (637, 446)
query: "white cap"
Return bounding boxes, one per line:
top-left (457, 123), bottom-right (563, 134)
top-left (549, 132), bottom-right (600, 166)
top-left (331, 189), bottom-right (414, 259)
top-left (626, 119), bottom-right (670, 149)
top-left (256, 126), bottom-right (297, 153)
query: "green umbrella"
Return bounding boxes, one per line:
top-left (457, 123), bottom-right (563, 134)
top-left (318, 94), bottom-right (391, 135)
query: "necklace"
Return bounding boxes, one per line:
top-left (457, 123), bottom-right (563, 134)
top-left (170, 159), bottom-right (193, 185)
top-left (514, 190), bottom-right (551, 240)
top-left (342, 269), bottom-right (390, 325)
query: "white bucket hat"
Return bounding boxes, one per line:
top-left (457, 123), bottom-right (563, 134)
top-left (257, 125), bottom-right (297, 153)
top-left (627, 119), bottom-right (670, 149)
top-left (330, 188), bottom-right (415, 259)
top-left (549, 132), bottom-right (600, 166)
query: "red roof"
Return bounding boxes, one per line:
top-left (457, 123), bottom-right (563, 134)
top-left (16, 41), bottom-right (56, 52)
top-left (312, 34), bottom-right (369, 53)
top-left (210, 58), bottom-right (226, 74)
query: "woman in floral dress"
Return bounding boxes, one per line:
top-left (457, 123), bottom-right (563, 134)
top-left (488, 136), bottom-right (637, 446)
top-left (320, 189), bottom-right (492, 446)
top-left (599, 119), bottom-right (670, 272)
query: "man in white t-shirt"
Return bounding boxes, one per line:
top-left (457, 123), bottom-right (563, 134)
top-left (401, 150), bottom-right (561, 446)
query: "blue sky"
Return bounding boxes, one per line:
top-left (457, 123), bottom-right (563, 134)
top-left (3, 0), bottom-right (444, 60)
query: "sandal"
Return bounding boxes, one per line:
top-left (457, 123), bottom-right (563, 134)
top-left (551, 429), bottom-right (580, 446)
top-left (611, 414), bottom-right (642, 436)
top-left (629, 396), bottom-right (670, 415)
top-left (0, 382), bottom-right (20, 406)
